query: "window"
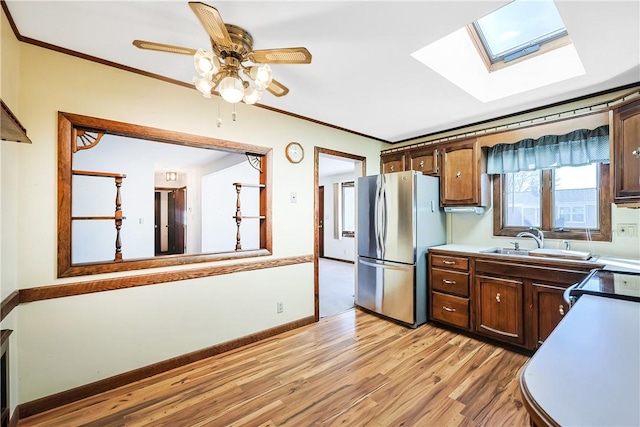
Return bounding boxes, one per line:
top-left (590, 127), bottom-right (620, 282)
top-left (494, 163), bottom-right (611, 241)
top-left (341, 182), bottom-right (355, 237)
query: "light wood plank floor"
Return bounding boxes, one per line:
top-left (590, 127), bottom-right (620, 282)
top-left (19, 309), bottom-right (531, 426)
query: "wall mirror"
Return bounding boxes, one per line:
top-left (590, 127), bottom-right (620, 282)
top-left (58, 112), bottom-right (271, 278)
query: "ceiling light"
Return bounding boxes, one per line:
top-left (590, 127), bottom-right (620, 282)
top-left (194, 49), bottom-right (220, 77)
top-left (243, 86), bottom-right (263, 105)
top-left (194, 76), bottom-right (215, 98)
top-left (166, 171), bottom-right (177, 182)
top-left (218, 75), bottom-right (245, 104)
top-left (249, 64), bottom-right (273, 89)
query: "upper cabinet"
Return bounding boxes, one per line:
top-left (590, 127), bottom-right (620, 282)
top-left (439, 138), bottom-right (489, 207)
top-left (380, 152), bottom-right (405, 174)
top-left (0, 99), bottom-right (32, 144)
top-left (611, 99), bottom-right (640, 205)
top-left (407, 146), bottom-right (439, 176)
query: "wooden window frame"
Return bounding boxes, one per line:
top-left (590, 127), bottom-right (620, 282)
top-left (492, 163), bottom-right (611, 242)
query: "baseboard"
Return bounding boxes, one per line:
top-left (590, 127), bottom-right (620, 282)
top-left (17, 315), bottom-right (316, 419)
top-left (8, 406), bottom-right (19, 427)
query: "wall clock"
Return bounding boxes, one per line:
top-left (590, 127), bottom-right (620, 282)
top-left (285, 142), bottom-right (304, 163)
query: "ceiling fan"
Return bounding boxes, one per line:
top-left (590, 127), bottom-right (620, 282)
top-left (133, 1), bottom-right (312, 105)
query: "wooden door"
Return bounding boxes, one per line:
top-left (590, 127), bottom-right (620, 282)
top-left (475, 275), bottom-right (524, 345)
top-left (408, 147), bottom-right (439, 176)
top-left (154, 192), bottom-right (162, 255)
top-left (168, 188), bottom-right (186, 255)
top-left (612, 99), bottom-right (640, 204)
top-left (531, 282), bottom-right (568, 348)
top-left (319, 186), bottom-right (325, 258)
top-left (380, 152), bottom-right (405, 174)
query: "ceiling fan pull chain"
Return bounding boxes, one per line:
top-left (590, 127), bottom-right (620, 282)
top-left (217, 98), bottom-right (222, 128)
top-left (232, 104), bottom-right (237, 122)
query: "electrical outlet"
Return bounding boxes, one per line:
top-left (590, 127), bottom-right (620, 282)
top-left (617, 223), bottom-right (637, 237)
top-left (277, 302), bottom-right (284, 314)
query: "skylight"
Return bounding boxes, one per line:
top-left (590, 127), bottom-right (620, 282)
top-left (410, 0), bottom-right (585, 103)
top-left (473, 0), bottom-right (568, 64)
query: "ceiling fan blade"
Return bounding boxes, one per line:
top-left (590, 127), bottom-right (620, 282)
top-left (250, 48), bottom-right (312, 64)
top-left (266, 79), bottom-right (289, 97)
top-left (188, 2), bottom-right (232, 49)
top-left (133, 40), bottom-right (197, 56)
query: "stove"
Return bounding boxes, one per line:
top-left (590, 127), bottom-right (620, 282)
top-left (567, 269), bottom-right (640, 306)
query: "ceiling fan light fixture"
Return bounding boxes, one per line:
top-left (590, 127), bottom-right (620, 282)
top-left (194, 76), bottom-right (215, 98)
top-left (194, 49), bottom-right (219, 77)
top-left (249, 64), bottom-right (273, 89)
top-left (243, 86), bottom-right (262, 105)
top-left (218, 75), bottom-right (245, 103)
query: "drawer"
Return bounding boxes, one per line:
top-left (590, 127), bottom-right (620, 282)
top-left (432, 268), bottom-right (469, 297)
top-left (431, 254), bottom-right (469, 271)
top-left (432, 292), bottom-right (469, 329)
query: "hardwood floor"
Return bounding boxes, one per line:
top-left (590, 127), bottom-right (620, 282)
top-left (19, 309), bottom-right (530, 426)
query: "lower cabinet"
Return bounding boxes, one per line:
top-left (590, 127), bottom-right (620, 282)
top-left (428, 251), bottom-right (595, 351)
top-left (531, 282), bottom-right (569, 348)
top-left (474, 275), bottom-right (525, 346)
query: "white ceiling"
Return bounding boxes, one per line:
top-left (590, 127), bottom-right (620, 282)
top-left (4, 1), bottom-right (639, 143)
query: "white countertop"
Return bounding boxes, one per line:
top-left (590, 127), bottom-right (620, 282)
top-left (521, 295), bottom-right (640, 426)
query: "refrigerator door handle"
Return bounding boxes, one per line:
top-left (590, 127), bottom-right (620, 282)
top-left (380, 175), bottom-right (387, 257)
top-left (374, 175), bottom-right (384, 258)
top-left (358, 258), bottom-right (412, 271)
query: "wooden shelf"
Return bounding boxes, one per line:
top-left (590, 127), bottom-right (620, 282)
top-left (1, 99), bottom-right (32, 144)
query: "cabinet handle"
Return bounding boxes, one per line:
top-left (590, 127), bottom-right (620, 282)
top-left (390, 165), bottom-right (395, 171)
top-left (496, 293), bottom-right (501, 303)
top-left (434, 149), bottom-right (439, 173)
top-left (456, 171), bottom-right (462, 178)
top-left (442, 260), bottom-right (456, 265)
top-left (559, 305), bottom-right (565, 316)
top-left (419, 160), bottom-right (425, 168)
top-left (443, 306), bottom-right (456, 312)
top-left (633, 147), bottom-right (640, 159)
top-left (442, 279), bottom-right (457, 285)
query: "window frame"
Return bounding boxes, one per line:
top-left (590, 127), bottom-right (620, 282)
top-left (492, 163), bottom-right (611, 242)
top-left (341, 181), bottom-right (355, 238)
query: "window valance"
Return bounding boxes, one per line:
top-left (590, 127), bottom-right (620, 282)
top-left (486, 125), bottom-right (609, 174)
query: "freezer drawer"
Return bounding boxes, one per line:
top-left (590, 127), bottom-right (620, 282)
top-left (356, 257), bottom-right (415, 325)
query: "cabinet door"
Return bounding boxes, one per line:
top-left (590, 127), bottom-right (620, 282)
top-left (440, 140), bottom-right (481, 205)
top-left (612, 99), bottom-right (640, 204)
top-left (408, 147), bottom-right (439, 176)
top-left (475, 275), bottom-right (525, 345)
top-left (380, 153), bottom-right (405, 174)
top-left (531, 282), bottom-right (568, 348)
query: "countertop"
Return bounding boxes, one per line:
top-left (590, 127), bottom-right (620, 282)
top-left (520, 295), bottom-right (640, 426)
top-left (429, 244), bottom-right (640, 272)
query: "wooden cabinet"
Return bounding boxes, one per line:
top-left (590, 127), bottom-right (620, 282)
top-left (474, 275), bottom-right (525, 346)
top-left (380, 152), bottom-right (405, 174)
top-left (407, 146), bottom-right (439, 176)
top-left (439, 138), bottom-right (489, 206)
top-left (428, 253), bottom-right (470, 330)
top-left (428, 249), bottom-right (595, 351)
top-left (611, 99), bottom-right (640, 204)
top-left (530, 282), bottom-right (569, 348)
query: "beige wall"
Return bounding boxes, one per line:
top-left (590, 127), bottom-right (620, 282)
top-left (0, 9), bottom-right (387, 406)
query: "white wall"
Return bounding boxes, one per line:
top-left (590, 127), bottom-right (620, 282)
top-left (0, 13), bottom-right (387, 408)
top-left (320, 172), bottom-right (357, 262)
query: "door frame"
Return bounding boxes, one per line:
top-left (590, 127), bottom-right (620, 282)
top-left (314, 147), bottom-right (367, 321)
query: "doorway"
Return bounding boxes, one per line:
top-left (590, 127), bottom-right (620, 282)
top-left (154, 187), bottom-right (187, 255)
top-left (314, 148), bottom-right (366, 320)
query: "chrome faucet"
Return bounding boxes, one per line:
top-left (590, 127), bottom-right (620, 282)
top-left (516, 227), bottom-right (544, 248)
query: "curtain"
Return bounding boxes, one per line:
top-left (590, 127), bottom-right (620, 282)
top-left (486, 125), bottom-right (609, 174)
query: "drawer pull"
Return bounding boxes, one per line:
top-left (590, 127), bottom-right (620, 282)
top-left (559, 305), bottom-right (565, 316)
top-left (496, 293), bottom-right (501, 303)
top-left (419, 160), bottom-right (425, 168)
top-left (442, 260), bottom-right (456, 265)
top-left (442, 306), bottom-right (456, 313)
top-left (442, 279), bottom-right (457, 285)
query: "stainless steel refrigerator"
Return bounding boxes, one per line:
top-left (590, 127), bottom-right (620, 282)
top-left (355, 170), bottom-right (445, 327)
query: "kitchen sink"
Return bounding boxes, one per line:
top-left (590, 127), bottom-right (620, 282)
top-left (480, 247), bottom-right (531, 256)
